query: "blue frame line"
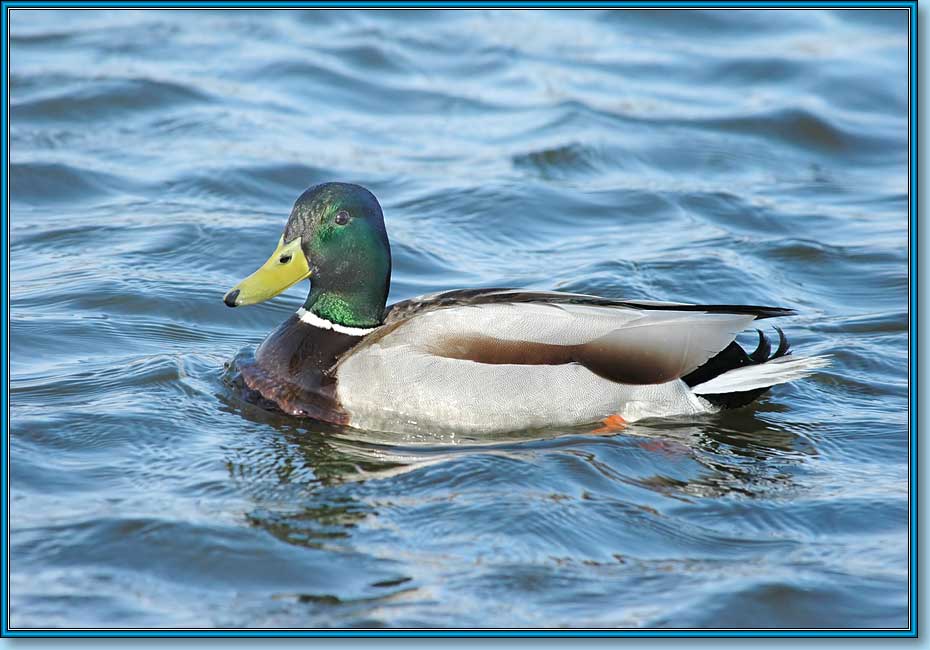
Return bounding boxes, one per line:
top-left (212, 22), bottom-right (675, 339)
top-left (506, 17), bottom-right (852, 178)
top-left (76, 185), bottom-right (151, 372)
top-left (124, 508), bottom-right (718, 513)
top-left (0, 0), bottom-right (917, 639)
top-left (0, 629), bottom-right (920, 637)
top-left (908, 0), bottom-right (917, 636)
top-left (1, 0), bottom-right (7, 639)
top-left (0, 1), bottom-right (921, 6)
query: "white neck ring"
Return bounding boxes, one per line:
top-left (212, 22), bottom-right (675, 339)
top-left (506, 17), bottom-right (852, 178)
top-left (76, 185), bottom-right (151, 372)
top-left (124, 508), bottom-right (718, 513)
top-left (295, 307), bottom-right (377, 336)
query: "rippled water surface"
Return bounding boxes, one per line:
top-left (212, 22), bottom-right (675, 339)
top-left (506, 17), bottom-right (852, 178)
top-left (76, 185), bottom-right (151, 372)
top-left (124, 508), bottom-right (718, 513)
top-left (10, 9), bottom-right (910, 629)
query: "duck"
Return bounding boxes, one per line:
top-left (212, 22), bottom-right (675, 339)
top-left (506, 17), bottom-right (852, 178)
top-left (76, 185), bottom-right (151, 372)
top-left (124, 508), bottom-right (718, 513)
top-left (223, 182), bottom-right (828, 434)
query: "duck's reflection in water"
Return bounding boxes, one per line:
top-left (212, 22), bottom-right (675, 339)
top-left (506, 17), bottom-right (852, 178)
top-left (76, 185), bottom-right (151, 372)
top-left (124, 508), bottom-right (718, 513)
top-left (220, 372), bottom-right (818, 550)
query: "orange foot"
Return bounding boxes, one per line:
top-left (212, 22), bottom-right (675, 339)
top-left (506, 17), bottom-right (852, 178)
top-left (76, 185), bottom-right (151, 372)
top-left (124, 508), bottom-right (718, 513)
top-left (593, 414), bottom-right (627, 434)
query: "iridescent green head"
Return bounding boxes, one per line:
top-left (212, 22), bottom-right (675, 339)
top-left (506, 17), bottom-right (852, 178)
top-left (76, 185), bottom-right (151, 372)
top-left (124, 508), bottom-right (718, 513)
top-left (224, 183), bottom-right (391, 328)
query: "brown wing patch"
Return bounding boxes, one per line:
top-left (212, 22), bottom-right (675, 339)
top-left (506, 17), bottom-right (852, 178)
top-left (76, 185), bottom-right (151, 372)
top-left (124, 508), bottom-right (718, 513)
top-left (426, 334), bottom-right (689, 385)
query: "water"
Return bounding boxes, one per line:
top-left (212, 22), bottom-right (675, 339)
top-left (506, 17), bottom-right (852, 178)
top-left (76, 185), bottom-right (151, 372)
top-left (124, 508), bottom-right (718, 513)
top-left (9, 9), bottom-right (909, 629)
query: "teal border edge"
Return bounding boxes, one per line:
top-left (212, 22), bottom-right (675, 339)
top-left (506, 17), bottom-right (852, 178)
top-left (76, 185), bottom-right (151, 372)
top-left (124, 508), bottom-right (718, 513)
top-left (0, 1), bottom-right (922, 7)
top-left (0, 0), bottom-right (917, 639)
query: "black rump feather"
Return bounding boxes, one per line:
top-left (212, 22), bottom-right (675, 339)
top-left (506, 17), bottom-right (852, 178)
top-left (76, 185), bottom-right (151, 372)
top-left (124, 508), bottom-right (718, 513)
top-left (682, 327), bottom-right (791, 409)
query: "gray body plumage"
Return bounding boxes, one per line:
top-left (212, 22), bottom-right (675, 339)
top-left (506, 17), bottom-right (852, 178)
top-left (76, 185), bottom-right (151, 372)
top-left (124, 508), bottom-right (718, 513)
top-left (333, 296), bottom-right (824, 433)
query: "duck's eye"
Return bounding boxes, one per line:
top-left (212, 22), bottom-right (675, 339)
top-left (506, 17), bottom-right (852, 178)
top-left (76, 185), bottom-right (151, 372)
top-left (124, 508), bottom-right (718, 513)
top-left (278, 254), bottom-right (292, 264)
top-left (335, 210), bottom-right (350, 226)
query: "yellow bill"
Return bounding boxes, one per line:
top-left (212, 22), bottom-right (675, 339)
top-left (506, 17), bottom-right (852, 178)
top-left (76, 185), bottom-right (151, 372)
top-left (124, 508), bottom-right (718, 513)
top-left (223, 236), bottom-right (310, 307)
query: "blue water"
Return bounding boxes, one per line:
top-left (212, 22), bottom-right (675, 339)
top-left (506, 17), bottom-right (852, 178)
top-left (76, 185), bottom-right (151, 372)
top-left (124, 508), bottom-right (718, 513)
top-left (9, 9), bottom-right (909, 629)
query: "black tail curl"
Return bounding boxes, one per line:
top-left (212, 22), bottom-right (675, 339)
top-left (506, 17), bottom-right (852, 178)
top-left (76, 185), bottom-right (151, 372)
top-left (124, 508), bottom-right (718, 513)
top-left (682, 327), bottom-right (791, 409)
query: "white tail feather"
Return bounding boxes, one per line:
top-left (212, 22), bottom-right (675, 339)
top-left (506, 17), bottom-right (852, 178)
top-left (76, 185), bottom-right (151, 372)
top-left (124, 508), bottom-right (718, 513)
top-left (691, 355), bottom-right (830, 395)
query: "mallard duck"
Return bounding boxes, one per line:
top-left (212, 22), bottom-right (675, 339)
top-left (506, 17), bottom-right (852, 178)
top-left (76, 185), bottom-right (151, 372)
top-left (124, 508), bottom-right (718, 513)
top-left (224, 182), bottom-right (827, 434)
